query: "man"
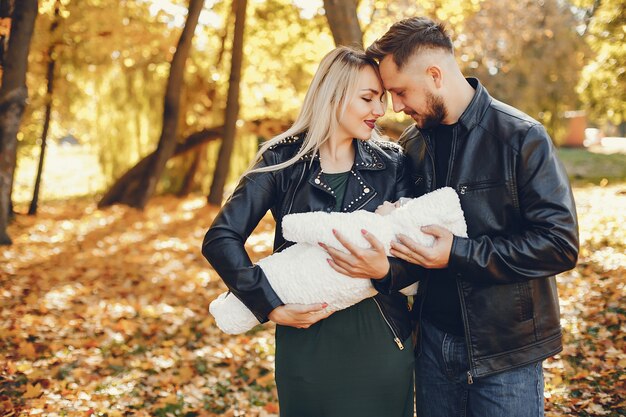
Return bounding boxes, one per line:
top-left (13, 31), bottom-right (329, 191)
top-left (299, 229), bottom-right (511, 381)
top-left (324, 16), bottom-right (579, 417)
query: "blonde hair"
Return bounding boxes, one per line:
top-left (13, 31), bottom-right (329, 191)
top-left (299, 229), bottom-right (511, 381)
top-left (247, 46), bottom-right (387, 174)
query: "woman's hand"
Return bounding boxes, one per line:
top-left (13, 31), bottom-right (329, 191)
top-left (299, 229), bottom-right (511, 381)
top-left (320, 229), bottom-right (389, 279)
top-left (268, 303), bottom-right (333, 328)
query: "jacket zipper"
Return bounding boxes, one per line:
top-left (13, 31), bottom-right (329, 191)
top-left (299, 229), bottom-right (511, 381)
top-left (457, 179), bottom-right (504, 195)
top-left (424, 132), bottom-right (437, 188)
top-left (352, 190), bottom-right (377, 211)
top-left (457, 281), bottom-right (476, 384)
top-left (372, 298), bottom-right (404, 350)
top-left (416, 132), bottom-right (435, 359)
top-left (286, 163), bottom-right (307, 215)
top-left (447, 127), bottom-right (476, 384)
top-left (273, 164), bottom-right (307, 255)
top-left (351, 172), bottom-right (400, 347)
top-left (427, 127), bottom-right (475, 384)
top-left (445, 128), bottom-right (458, 186)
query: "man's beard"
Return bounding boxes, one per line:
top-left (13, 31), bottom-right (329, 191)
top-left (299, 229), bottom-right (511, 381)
top-left (413, 91), bottom-right (447, 129)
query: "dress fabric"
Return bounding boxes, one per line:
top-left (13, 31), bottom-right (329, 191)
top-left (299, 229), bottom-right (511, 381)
top-left (274, 171), bottom-right (415, 417)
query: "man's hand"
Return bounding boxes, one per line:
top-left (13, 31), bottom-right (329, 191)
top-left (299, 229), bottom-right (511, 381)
top-left (319, 229), bottom-right (389, 279)
top-left (390, 225), bottom-right (453, 269)
top-left (268, 303), bottom-right (333, 328)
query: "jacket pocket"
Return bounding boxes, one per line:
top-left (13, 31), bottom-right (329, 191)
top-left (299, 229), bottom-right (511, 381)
top-left (517, 281), bottom-right (534, 322)
top-left (457, 179), bottom-right (505, 195)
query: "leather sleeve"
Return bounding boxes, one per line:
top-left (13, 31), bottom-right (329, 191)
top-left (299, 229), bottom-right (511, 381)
top-left (448, 124), bottom-right (579, 284)
top-left (202, 153), bottom-right (284, 323)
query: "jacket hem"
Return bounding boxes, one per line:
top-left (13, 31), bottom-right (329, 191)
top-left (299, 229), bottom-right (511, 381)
top-left (471, 333), bottom-right (563, 378)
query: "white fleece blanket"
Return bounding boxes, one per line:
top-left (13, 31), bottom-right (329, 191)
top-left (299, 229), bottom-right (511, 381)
top-left (210, 187), bottom-right (467, 334)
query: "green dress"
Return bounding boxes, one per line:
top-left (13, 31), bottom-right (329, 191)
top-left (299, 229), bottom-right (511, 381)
top-left (275, 171), bottom-right (415, 417)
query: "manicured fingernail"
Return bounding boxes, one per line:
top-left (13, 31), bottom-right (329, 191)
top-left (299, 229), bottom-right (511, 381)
top-left (332, 229), bottom-right (337, 235)
top-left (361, 229), bottom-right (367, 235)
top-left (322, 303), bottom-right (328, 308)
top-left (318, 242), bottom-right (325, 248)
top-left (326, 258), bottom-right (332, 264)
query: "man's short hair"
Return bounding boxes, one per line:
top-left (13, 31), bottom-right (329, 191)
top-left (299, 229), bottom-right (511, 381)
top-left (366, 17), bottom-right (454, 69)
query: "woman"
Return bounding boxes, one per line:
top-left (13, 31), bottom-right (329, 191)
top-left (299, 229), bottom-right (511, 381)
top-left (202, 46), bottom-right (414, 417)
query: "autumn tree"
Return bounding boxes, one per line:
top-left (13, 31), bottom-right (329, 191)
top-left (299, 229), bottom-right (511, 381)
top-left (0, 0), bottom-right (37, 245)
top-left (323, 0), bottom-right (363, 48)
top-left (99, 0), bottom-right (204, 209)
top-left (207, 0), bottom-right (248, 206)
top-left (577, 0), bottom-right (625, 126)
top-left (0, 0), bottom-right (11, 73)
top-left (28, 0), bottom-right (61, 215)
top-left (459, 0), bottom-right (587, 141)
top-left (177, 5), bottom-right (234, 197)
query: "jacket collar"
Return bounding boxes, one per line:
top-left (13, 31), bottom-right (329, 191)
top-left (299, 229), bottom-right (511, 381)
top-left (456, 77), bottom-right (492, 136)
top-left (419, 77), bottom-right (491, 147)
top-left (298, 138), bottom-right (386, 171)
top-left (297, 139), bottom-right (381, 212)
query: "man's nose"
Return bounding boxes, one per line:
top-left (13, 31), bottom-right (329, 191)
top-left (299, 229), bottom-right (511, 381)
top-left (391, 97), bottom-right (404, 113)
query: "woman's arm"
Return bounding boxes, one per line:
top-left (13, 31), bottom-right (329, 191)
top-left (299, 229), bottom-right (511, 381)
top-left (203, 152), bottom-right (332, 327)
top-left (202, 153), bottom-right (284, 323)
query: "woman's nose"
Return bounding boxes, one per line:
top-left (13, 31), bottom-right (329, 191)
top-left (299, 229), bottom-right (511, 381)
top-left (372, 100), bottom-right (385, 117)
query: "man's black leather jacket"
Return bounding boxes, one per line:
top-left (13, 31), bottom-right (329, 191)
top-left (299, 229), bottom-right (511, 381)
top-left (375, 78), bottom-right (579, 378)
top-left (202, 136), bottom-right (414, 348)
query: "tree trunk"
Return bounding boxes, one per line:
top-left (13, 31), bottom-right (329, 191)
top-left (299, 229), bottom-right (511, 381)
top-left (0, 0), bottom-right (37, 245)
top-left (0, 0), bottom-right (13, 75)
top-left (177, 144), bottom-right (204, 196)
top-left (176, 7), bottom-right (232, 198)
top-left (29, 0), bottom-right (60, 215)
top-left (98, 118), bottom-right (288, 208)
top-left (0, 0), bottom-right (13, 224)
top-left (207, 0), bottom-right (247, 206)
top-left (323, 0), bottom-right (363, 48)
top-left (113, 0), bottom-right (203, 209)
top-left (98, 127), bottom-right (222, 208)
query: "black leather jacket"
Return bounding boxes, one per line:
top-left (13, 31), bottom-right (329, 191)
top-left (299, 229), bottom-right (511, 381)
top-left (375, 78), bottom-right (579, 378)
top-left (202, 135), bottom-right (414, 348)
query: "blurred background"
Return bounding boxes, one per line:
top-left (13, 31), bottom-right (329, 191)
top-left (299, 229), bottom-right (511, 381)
top-left (0, 1), bottom-right (624, 416)
top-left (4, 0), bottom-right (626, 206)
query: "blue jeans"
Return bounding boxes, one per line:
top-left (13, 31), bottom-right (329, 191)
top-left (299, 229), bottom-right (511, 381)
top-left (415, 319), bottom-right (544, 417)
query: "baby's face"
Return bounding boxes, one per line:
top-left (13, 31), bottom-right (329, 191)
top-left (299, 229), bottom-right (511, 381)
top-left (375, 201), bottom-right (398, 216)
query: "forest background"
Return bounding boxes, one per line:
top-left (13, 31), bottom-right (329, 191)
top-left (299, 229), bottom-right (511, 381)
top-left (0, 0), bottom-right (625, 416)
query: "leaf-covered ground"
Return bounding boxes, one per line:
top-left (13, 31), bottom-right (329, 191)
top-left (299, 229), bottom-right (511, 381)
top-left (1, 185), bottom-right (625, 417)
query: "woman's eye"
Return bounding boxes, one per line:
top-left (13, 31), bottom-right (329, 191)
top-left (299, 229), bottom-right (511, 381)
top-left (396, 91), bottom-right (405, 97)
top-left (362, 97), bottom-right (372, 102)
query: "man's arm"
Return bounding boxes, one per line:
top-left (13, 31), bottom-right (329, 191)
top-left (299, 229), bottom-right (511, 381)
top-left (449, 124), bottom-right (579, 284)
top-left (393, 124), bottom-right (579, 284)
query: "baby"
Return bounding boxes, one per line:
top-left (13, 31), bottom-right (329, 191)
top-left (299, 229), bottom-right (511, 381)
top-left (209, 187), bottom-right (467, 334)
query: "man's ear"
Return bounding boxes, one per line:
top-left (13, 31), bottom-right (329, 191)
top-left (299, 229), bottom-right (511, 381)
top-left (426, 65), bottom-right (443, 89)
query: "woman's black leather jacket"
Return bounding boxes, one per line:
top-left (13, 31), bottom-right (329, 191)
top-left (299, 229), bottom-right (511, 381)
top-left (202, 134), bottom-right (414, 347)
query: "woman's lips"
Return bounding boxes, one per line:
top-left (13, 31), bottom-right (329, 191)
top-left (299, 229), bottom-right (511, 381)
top-left (364, 120), bottom-right (376, 129)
